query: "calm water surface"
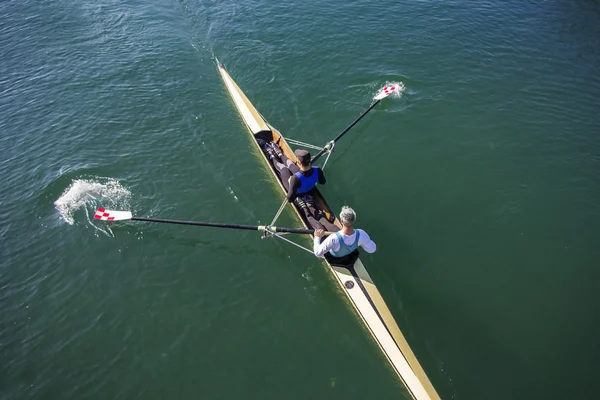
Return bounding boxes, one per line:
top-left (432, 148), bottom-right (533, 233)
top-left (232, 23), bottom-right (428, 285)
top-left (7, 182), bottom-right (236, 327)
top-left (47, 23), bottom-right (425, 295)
top-left (1, 0), bottom-right (599, 399)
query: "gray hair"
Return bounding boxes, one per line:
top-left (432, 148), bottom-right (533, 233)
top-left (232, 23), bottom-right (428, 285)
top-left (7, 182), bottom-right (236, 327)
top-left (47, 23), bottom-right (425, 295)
top-left (339, 206), bottom-right (356, 227)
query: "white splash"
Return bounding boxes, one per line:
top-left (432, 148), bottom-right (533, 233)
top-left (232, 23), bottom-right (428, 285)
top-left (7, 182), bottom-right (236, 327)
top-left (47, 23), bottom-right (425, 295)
top-left (374, 81), bottom-right (406, 100)
top-left (390, 81), bottom-right (406, 97)
top-left (54, 178), bottom-right (131, 225)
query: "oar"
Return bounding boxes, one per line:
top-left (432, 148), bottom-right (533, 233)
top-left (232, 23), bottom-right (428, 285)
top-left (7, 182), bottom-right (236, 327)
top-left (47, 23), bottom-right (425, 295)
top-left (310, 83), bottom-right (402, 164)
top-left (93, 208), bottom-right (330, 235)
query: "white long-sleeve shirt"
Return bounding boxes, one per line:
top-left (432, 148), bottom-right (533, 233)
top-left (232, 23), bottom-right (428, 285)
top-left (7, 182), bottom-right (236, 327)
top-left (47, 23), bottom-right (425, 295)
top-left (313, 229), bottom-right (376, 257)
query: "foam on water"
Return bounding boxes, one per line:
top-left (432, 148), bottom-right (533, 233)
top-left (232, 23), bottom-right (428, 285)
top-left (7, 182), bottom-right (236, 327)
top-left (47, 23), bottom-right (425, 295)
top-left (376, 81), bottom-right (406, 99)
top-left (227, 186), bottom-right (239, 201)
top-left (54, 178), bottom-right (131, 225)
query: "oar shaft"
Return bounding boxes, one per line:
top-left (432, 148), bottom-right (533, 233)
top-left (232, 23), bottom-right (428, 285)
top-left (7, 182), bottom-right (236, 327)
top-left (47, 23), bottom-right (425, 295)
top-left (311, 99), bottom-right (381, 163)
top-left (130, 216), bottom-right (316, 234)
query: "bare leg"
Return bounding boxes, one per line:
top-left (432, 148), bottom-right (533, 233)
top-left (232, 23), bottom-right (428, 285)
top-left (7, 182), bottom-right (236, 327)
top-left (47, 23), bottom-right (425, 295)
top-left (307, 216), bottom-right (339, 232)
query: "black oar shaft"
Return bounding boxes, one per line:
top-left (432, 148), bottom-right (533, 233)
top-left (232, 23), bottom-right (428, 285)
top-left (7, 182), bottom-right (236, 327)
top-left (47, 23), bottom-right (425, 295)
top-left (130, 216), bottom-right (315, 234)
top-left (311, 99), bottom-right (381, 164)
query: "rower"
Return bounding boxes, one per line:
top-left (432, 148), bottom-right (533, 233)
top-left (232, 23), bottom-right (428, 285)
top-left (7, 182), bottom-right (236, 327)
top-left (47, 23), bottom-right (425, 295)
top-left (313, 206), bottom-right (376, 258)
top-left (273, 148), bottom-right (326, 203)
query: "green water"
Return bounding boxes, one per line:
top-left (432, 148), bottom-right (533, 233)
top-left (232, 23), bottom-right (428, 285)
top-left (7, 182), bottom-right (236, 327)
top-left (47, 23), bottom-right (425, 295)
top-left (2, 0), bottom-right (600, 399)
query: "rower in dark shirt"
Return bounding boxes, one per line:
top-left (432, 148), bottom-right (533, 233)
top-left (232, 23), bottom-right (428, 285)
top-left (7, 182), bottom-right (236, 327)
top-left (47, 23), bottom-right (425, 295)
top-left (273, 148), bottom-right (326, 202)
top-left (285, 154), bottom-right (326, 202)
top-left (270, 147), bottom-right (335, 231)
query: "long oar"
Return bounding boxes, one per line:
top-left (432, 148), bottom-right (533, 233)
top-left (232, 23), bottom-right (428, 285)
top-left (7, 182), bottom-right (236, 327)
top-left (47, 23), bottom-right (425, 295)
top-left (310, 83), bottom-right (401, 164)
top-left (94, 208), bottom-right (329, 235)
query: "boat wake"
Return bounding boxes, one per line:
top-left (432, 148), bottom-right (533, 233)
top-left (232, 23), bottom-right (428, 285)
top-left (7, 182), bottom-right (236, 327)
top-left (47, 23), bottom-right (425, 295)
top-left (54, 178), bottom-right (131, 235)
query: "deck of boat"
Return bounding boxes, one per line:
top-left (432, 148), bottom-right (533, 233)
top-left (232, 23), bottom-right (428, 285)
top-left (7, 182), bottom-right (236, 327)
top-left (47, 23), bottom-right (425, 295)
top-left (217, 60), bottom-right (440, 400)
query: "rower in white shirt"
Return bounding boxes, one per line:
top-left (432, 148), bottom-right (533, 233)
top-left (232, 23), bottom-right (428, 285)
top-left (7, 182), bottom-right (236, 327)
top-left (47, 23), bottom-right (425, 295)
top-left (313, 206), bottom-right (376, 258)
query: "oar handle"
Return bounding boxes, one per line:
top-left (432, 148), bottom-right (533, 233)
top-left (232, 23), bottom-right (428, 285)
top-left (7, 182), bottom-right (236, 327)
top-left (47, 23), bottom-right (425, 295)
top-left (311, 99), bottom-right (381, 164)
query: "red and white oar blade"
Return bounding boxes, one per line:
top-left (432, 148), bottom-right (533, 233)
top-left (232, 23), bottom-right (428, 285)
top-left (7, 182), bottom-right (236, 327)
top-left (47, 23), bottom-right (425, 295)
top-left (374, 83), bottom-right (401, 100)
top-left (94, 208), bottom-right (133, 221)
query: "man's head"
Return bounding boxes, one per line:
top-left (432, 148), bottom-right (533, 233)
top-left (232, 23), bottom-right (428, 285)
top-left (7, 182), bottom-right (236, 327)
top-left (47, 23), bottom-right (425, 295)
top-left (294, 149), bottom-right (311, 167)
top-left (339, 206), bottom-right (356, 227)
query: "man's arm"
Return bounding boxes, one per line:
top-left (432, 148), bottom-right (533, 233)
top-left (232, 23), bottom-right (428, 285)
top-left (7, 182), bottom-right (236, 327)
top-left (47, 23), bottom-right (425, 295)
top-left (317, 168), bottom-right (326, 185)
top-left (286, 176), bottom-right (301, 202)
top-left (313, 230), bottom-right (338, 257)
top-left (357, 229), bottom-right (376, 253)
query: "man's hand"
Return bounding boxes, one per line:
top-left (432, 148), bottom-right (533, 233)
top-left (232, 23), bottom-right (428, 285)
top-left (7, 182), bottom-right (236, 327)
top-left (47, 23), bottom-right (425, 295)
top-left (314, 229), bottom-right (324, 238)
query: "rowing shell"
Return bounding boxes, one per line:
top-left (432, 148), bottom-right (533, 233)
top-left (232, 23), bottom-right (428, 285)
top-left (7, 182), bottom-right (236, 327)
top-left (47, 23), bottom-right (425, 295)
top-left (217, 61), bottom-right (440, 400)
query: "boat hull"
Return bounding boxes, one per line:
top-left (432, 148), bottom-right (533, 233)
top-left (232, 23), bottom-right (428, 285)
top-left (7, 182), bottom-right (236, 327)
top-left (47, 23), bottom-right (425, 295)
top-left (217, 61), bottom-right (440, 400)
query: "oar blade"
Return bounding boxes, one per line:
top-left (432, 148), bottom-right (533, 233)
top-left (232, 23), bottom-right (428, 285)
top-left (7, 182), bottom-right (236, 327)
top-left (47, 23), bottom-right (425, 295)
top-left (94, 208), bottom-right (133, 221)
top-left (374, 83), bottom-right (402, 100)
